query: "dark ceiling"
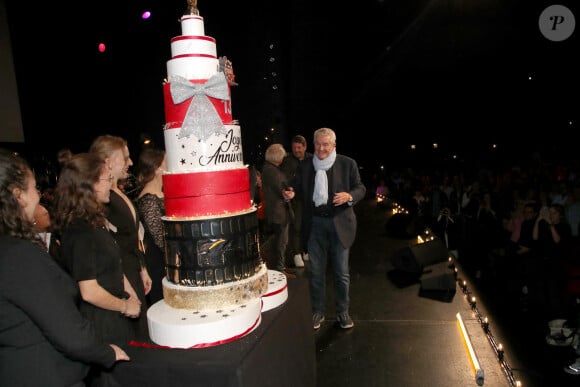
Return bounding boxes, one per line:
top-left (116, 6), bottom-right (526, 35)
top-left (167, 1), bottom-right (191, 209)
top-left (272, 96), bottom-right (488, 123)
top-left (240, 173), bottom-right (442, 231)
top-left (4, 0), bottom-right (578, 165)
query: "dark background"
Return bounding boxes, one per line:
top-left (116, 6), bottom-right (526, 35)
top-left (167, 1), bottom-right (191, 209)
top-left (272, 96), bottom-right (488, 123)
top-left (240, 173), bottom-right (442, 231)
top-left (3, 0), bottom-right (579, 174)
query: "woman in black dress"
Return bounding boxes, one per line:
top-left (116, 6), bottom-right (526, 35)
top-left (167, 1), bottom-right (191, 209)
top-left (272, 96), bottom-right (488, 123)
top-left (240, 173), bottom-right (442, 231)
top-left (0, 150), bottom-right (135, 387)
top-left (90, 135), bottom-right (152, 340)
top-left (52, 153), bottom-right (142, 344)
top-left (135, 147), bottom-right (167, 305)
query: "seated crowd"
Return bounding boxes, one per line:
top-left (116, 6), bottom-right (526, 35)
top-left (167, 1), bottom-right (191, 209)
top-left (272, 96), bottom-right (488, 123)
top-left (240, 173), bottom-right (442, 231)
top-left (378, 159), bottom-right (580, 350)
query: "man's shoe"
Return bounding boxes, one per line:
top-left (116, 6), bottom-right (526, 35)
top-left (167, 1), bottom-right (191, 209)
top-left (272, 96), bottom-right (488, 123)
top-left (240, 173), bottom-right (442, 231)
top-left (313, 313), bottom-right (325, 330)
top-left (293, 254), bottom-right (305, 267)
top-left (337, 312), bottom-right (354, 329)
top-left (302, 253), bottom-right (309, 261)
top-left (564, 359), bottom-right (580, 375)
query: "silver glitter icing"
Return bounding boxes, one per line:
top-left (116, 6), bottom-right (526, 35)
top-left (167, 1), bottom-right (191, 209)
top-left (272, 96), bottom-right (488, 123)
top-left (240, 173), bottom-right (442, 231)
top-left (169, 72), bottom-right (230, 141)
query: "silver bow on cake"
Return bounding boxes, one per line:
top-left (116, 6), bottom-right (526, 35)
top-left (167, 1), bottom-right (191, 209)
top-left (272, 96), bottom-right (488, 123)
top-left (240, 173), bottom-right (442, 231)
top-left (170, 72), bottom-right (230, 141)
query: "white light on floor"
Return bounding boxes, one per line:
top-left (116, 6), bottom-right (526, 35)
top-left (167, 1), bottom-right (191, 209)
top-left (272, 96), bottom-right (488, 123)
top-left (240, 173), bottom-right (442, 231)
top-left (457, 312), bottom-right (485, 386)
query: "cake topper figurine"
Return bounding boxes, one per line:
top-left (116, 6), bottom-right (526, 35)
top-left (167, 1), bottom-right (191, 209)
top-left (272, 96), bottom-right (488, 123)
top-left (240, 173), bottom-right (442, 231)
top-left (187, 0), bottom-right (199, 15)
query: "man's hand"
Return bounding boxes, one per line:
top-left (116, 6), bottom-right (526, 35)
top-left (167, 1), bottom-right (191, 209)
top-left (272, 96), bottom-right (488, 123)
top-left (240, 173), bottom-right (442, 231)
top-left (283, 188), bottom-right (295, 201)
top-left (332, 192), bottom-right (352, 206)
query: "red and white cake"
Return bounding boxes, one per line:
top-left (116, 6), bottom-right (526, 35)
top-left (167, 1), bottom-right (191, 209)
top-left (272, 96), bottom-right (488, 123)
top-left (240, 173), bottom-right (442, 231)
top-left (162, 11), bottom-right (248, 218)
top-left (146, 2), bottom-right (286, 349)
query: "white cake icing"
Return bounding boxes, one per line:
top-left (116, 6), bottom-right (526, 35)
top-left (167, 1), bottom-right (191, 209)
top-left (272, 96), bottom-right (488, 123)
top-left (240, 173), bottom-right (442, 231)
top-left (147, 270), bottom-right (287, 348)
top-left (180, 15), bottom-right (205, 36)
top-left (170, 36), bottom-right (217, 58)
top-left (261, 270), bottom-right (289, 312)
top-left (166, 15), bottom-right (219, 80)
top-left (164, 124), bottom-right (244, 173)
top-left (147, 297), bottom-right (262, 349)
top-left (167, 56), bottom-right (219, 80)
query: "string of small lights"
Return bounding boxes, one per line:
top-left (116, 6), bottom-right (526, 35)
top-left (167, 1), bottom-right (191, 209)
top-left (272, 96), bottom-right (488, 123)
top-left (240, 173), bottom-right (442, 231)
top-left (453, 262), bottom-right (522, 387)
top-left (385, 198), bottom-right (531, 386)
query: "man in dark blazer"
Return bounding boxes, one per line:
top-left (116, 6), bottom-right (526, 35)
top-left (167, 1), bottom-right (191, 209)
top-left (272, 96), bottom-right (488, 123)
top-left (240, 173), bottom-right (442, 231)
top-left (283, 127), bottom-right (366, 330)
top-left (262, 143), bottom-right (297, 278)
top-left (280, 134), bottom-right (313, 268)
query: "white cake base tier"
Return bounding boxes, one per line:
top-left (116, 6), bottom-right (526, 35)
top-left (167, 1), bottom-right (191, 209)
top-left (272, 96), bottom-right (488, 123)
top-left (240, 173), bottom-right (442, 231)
top-left (147, 297), bottom-right (262, 349)
top-left (146, 269), bottom-right (288, 349)
top-left (262, 270), bottom-right (289, 312)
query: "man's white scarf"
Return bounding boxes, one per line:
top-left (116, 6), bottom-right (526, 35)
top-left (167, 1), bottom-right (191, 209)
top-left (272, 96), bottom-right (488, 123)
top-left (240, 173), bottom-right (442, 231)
top-left (312, 149), bottom-right (336, 207)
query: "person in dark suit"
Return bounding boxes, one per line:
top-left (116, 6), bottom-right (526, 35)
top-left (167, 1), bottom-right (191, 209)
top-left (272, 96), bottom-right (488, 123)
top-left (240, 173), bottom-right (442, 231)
top-left (0, 148), bottom-right (129, 387)
top-left (262, 143), bottom-right (296, 278)
top-left (280, 134), bottom-right (313, 268)
top-left (283, 127), bottom-right (366, 330)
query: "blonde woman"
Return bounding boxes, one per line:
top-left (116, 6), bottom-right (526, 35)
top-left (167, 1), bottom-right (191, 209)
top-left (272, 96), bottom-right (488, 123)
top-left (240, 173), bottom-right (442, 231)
top-left (90, 135), bottom-right (152, 340)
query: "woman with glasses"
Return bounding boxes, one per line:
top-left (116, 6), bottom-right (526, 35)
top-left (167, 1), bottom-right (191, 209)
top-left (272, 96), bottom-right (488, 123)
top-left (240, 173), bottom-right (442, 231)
top-left (51, 152), bottom-right (142, 385)
top-left (0, 149), bottom-right (131, 387)
top-left (90, 135), bottom-right (152, 341)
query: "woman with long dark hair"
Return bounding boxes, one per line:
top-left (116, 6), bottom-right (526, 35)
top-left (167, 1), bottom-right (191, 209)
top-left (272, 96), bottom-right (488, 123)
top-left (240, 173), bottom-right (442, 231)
top-left (0, 148), bottom-right (129, 387)
top-left (135, 147), bottom-right (167, 305)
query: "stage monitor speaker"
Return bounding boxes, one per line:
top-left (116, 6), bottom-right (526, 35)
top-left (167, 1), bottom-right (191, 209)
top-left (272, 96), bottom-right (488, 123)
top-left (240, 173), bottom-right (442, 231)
top-left (419, 261), bottom-right (456, 302)
top-left (390, 239), bottom-right (449, 274)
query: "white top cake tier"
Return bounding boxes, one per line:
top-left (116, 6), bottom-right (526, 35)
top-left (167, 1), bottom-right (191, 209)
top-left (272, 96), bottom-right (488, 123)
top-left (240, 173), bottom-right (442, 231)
top-left (167, 15), bottom-right (219, 80)
top-left (181, 15), bottom-right (205, 36)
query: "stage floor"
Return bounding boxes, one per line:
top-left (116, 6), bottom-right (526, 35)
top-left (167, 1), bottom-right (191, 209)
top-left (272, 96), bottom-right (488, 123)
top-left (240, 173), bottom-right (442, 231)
top-left (293, 198), bottom-right (579, 387)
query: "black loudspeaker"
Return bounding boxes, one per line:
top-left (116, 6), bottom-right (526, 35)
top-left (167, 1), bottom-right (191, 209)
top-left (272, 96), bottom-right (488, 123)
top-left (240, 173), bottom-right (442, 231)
top-left (419, 261), bottom-right (456, 302)
top-left (390, 239), bottom-right (449, 274)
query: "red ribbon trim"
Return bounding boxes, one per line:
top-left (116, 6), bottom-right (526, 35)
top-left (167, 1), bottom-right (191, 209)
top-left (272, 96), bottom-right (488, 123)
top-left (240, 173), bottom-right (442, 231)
top-left (263, 283), bottom-right (288, 298)
top-left (128, 309), bottom-right (262, 350)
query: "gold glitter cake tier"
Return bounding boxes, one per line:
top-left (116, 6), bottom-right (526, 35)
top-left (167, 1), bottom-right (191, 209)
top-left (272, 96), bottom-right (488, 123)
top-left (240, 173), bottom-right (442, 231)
top-left (162, 263), bottom-right (268, 310)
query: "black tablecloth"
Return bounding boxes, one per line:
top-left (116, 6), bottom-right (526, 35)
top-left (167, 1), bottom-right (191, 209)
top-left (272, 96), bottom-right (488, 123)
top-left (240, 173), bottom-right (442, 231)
top-left (105, 278), bottom-right (316, 387)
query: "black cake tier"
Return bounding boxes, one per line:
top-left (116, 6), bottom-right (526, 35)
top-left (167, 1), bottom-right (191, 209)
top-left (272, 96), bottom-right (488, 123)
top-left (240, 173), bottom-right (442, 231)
top-left (163, 211), bottom-right (262, 286)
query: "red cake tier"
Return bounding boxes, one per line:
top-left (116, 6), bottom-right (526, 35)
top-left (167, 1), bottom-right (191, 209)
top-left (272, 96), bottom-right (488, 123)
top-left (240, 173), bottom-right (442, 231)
top-left (163, 168), bottom-right (252, 218)
top-left (163, 80), bottom-right (233, 129)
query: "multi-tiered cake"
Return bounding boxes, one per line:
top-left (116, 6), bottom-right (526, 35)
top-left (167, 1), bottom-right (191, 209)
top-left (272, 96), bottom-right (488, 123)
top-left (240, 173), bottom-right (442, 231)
top-left (146, 1), bottom-right (287, 349)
